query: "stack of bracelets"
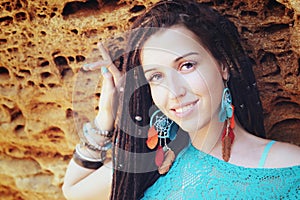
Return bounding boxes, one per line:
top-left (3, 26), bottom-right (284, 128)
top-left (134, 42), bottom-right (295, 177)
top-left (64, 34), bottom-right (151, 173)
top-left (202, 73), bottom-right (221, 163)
top-left (73, 119), bottom-right (113, 169)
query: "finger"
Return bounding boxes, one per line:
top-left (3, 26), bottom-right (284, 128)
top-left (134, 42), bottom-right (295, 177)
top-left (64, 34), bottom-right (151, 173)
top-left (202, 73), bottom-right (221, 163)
top-left (97, 42), bottom-right (112, 62)
top-left (99, 72), bottom-right (115, 109)
top-left (82, 60), bottom-right (111, 71)
top-left (97, 43), bottom-right (122, 80)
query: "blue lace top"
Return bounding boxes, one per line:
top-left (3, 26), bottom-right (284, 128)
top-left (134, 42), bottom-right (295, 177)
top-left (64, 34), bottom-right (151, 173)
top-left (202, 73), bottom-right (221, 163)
top-left (142, 143), bottom-right (300, 199)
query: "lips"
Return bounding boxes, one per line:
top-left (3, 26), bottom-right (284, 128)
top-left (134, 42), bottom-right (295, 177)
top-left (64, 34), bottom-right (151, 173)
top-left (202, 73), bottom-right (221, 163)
top-left (170, 100), bottom-right (199, 117)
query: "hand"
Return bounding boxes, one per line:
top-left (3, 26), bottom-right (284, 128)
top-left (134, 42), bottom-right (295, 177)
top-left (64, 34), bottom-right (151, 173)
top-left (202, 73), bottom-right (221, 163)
top-left (82, 42), bottom-right (122, 132)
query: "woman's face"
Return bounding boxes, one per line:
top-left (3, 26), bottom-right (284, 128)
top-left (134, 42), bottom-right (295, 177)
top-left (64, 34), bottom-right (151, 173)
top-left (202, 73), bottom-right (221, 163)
top-left (141, 25), bottom-right (227, 133)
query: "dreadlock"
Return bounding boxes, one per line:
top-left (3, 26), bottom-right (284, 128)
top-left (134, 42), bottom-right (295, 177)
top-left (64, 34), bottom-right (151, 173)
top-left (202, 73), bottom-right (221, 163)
top-left (110, 0), bottom-right (265, 199)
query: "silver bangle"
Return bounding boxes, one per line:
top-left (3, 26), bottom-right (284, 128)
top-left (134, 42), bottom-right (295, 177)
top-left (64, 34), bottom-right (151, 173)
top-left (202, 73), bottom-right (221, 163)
top-left (82, 121), bottom-right (113, 151)
top-left (73, 144), bottom-right (105, 169)
top-left (75, 144), bottom-right (106, 162)
top-left (83, 130), bottom-right (112, 151)
top-left (83, 121), bottom-right (113, 137)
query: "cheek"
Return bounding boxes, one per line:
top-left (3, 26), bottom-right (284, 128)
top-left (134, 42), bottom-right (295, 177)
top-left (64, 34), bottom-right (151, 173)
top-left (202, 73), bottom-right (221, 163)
top-left (150, 86), bottom-right (163, 106)
top-left (150, 86), bottom-right (165, 107)
top-left (184, 71), bottom-right (210, 95)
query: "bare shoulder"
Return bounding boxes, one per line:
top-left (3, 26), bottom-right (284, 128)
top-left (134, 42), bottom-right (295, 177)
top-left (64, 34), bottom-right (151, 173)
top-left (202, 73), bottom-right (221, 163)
top-left (241, 130), bottom-right (300, 167)
top-left (267, 140), bottom-right (300, 168)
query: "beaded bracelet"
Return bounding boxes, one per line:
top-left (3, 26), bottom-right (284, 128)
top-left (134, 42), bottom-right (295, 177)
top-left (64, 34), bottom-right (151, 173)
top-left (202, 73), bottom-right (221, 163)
top-left (82, 121), bottom-right (113, 151)
top-left (73, 144), bottom-right (105, 169)
top-left (73, 120), bottom-right (113, 169)
top-left (83, 120), bottom-right (113, 138)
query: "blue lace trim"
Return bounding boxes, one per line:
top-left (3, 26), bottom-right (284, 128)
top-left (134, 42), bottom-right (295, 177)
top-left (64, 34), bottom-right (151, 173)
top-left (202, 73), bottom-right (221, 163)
top-left (142, 144), bottom-right (300, 199)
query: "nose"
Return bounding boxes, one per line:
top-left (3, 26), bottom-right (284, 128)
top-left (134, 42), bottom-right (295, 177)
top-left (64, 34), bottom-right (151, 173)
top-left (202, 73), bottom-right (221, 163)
top-left (166, 73), bottom-right (187, 99)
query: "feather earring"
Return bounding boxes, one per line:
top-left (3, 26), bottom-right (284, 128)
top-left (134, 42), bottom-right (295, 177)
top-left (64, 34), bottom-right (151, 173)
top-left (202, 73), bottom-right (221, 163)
top-left (219, 87), bottom-right (235, 162)
top-left (146, 110), bottom-right (178, 174)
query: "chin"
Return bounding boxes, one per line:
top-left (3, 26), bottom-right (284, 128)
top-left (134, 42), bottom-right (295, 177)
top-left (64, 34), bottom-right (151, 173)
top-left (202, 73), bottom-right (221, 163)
top-left (177, 123), bottom-right (199, 133)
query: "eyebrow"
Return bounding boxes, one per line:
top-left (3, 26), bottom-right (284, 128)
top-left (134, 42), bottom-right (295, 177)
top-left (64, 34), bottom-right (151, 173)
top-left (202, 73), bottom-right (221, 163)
top-left (144, 52), bottom-right (199, 73)
top-left (174, 52), bottom-right (199, 62)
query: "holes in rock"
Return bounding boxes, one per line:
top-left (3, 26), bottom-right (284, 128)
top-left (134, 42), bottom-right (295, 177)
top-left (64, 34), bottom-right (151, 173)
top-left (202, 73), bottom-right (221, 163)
top-left (41, 31), bottom-right (46, 36)
top-left (27, 41), bottom-right (35, 47)
top-left (0, 39), bottom-right (7, 44)
top-left (70, 29), bottom-right (78, 34)
top-left (15, 74), bottom-right (24, 80)
top-left (49, 126), bottom-right (62, 132)
top-left (129, 5), bottom-right (145, 13)
top-left (260, 52), bottom-right (280, 77)
top-left (41, 126), bottom-right (65, 142)
top-left (262, 24), bottom-right (289, 34)
top-left (0, 16), bottom-right (13, 25)
top-left (7, 47), bottom-right (18, 53)
top-left (66, 108), bottom-right (73, 118)
top-left (27, 80), bottom-right (34, 86)
top-left (14, 0), bottom-right (24, 10)
top-left (27, 31), bottom-right (34, 38)
top-left (76, 55), bottom-right (85, 62)
top-left (233, 2), bottom-right (246, 10)
top-left (8, 147), bottom-right (17, 153)
top-left (240, 10), bottom-right (258, 17)
top-left (48, 83), bottom-right (56, 88)
top-left (129, 16), bottom-right (137, 23)
top-left (83, 29), bottom-right (98, 38)
top-left (40, 60), bottom-right (49, 67)
top-left (19, 69), bottom-right (31, 75)
top-left (68, 56), bottom-right (74, 62)
top-left (37, 14), bottom-right (47, 18)
top-left (107, 25), bottom-right (117, 30)
top-left (40, 72), bottom-right (51, 79)
top-left (266, 0), bottom-right (286, 17)
top-left (14, 125), bottom-right (24, 133)
top-left (54, 56), bottom-right (68, 66)
top-left (61, 68), bottom-right (74, 78)
top-left (52, 51), bottom-right (60, 57)
top-left (11, 110), bottom-right (23, 121)
top-left (15, 11), bottom-right (27, 21)
top-left (62, 0), bottom-right (100, 17)
top-left (277, 50), bottom-right (292, 58)
top-left (0, 66), bottom-right (10, 80)
top-left (2, 2), bottom-right (12, 12)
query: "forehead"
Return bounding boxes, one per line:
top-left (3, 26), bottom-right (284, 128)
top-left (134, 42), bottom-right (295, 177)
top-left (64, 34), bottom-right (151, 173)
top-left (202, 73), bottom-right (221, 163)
top-left (140, 25), bottom-right (206, 65)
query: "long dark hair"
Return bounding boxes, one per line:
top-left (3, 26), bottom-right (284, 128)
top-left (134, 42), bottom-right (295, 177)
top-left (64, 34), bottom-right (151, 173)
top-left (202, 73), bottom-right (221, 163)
top-left (110, 0), bottom-right (265, 199)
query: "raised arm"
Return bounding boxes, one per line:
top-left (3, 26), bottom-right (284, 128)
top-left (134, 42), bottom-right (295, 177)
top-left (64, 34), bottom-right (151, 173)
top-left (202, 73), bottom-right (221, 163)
top-left (62, 43), bottom-right (122, 200)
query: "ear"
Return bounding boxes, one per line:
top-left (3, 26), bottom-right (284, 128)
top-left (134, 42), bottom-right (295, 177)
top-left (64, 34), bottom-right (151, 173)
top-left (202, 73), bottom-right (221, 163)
top-left (221, 64), bottom-right (229, 81)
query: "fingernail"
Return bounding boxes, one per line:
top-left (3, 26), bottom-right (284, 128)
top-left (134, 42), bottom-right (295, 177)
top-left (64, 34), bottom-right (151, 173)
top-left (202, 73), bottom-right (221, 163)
top-left (101, 67), bottom-right (108, 74)
top-left (83, 63), bottom-right (90, 70)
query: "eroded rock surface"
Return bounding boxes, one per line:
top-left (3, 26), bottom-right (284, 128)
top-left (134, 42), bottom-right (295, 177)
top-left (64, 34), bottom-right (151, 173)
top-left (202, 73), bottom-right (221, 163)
top-left (0, 0), bottom-right (299, 199)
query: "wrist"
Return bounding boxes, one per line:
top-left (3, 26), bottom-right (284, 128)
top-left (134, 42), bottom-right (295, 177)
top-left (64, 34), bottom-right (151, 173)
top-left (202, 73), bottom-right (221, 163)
top-left (73, 144), bottom-right (105, 170)
top-left (73, 119), bottom-right (113, 170)
top-left (95, 114), bottom-right (114, 132)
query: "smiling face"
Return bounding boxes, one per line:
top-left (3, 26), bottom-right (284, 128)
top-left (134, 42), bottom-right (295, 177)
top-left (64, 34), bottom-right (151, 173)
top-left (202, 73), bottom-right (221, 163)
top-left (141, 25), bottom-right (227, 134)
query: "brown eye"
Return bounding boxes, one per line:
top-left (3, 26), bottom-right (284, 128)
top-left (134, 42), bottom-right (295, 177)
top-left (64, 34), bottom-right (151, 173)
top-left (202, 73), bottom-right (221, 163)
top-left (179, 61), bottom-right (196, 72)
top-left (148, 72), bottom-right (163, 83)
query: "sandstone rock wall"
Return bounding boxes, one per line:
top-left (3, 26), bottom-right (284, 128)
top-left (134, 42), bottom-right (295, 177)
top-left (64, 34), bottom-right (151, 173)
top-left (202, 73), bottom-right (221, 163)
top-left (0, 0), bottom-right (299, 199)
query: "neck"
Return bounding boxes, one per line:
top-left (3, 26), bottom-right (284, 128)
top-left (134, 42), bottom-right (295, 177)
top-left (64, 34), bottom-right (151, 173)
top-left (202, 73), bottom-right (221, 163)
top-left (189, 113), bottom-right (224, 154)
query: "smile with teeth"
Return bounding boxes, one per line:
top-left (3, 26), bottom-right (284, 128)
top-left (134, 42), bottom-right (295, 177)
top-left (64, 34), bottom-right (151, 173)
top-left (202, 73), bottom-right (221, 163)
top-left (173, 101), bottom-right (198, 113)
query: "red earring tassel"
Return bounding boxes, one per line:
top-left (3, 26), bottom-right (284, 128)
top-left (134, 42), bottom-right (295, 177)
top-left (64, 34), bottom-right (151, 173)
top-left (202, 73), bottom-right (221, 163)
top-left (222, 119), bottom-right (235, 162)
top-left (155, 145), bottom-right (164, 167)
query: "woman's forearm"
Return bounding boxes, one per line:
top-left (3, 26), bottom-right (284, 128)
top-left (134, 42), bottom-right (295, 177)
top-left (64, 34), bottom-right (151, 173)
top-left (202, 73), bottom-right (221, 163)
top-left (62, 159), bottom-right (112, 200)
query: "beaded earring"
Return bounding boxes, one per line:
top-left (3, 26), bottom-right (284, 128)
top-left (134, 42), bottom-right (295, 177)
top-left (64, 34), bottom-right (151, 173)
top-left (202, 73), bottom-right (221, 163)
top-left (146, 110), bottom-right (178, 174)
top-left (219, 87), bottom-right (235, 162)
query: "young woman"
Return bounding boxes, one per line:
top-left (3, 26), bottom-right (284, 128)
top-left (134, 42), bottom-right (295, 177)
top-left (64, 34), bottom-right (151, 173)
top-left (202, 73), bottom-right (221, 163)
top-left (62, 0), bottom-right (300, 199)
